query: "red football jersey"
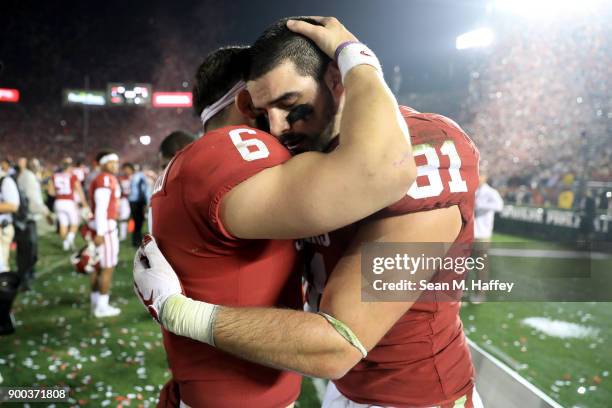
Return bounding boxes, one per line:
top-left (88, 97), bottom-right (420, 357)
top-left (72, 166), bottom-right (87, 183)
top-left (52, 172), bottom-right (78, 200)
top-left (151, 126), bottom-right (303, 407)
top-left (89, 172), bottom-right (120, 222)
top-left (305, 106), bottom-right (479, 407)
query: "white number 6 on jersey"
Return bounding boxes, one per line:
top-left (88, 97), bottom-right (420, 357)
top-left (229, 128), bottom-right (270, 161)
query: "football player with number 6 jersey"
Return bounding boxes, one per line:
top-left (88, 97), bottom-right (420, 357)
top-left (138, 17), bottom-right (415, 408)
top-left (88, 151), bottom-right (122, 318)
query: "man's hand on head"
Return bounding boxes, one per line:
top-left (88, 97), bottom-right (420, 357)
top-left (286, 16), bottom-right (358, 59)
top-left (133, 234), bottom-right (183, 323)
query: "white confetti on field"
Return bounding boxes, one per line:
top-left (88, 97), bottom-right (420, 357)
top-left (522, 317), bottom-right (600, 339)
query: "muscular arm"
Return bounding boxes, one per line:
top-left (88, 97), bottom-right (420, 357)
top-left (211, 206), bottom-right (462, 378)
top-left (213, 307), bottom-right (356, 378)
top-left (222, 67), bottom-right (415, 240)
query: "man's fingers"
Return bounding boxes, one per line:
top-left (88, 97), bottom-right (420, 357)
top-left (142, 234), bottom-right (153, 246)
top-left (302, 16), bottom-right (325, 23)
top-left (291, 16), bottom-right (338, 27)
top-left (286, 19), bottom-right (324, 40)
top-left (141, 235), bottom-right (167, 268)
top-left (287, 16), bottom-right (356, 59)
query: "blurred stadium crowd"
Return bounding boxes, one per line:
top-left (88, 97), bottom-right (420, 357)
top-left (460, 12), bottom-right (612, 210)
top-left (0, 107), bottom-right (195, 166)
top-left (1, 9), bottom-right (611, 213)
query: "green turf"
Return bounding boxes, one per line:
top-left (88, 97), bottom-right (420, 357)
top-left (0, 231), bottom-right (322, 407)
top-left (462, 233), bottom-right (612, 407)
top-left (1, 232), bottom-right (610, 407)
top-left (461, 302), bottom-right (611, 407)
top-left (491, 233), bottom-right (543, 243)
top-left (2, 233), bottom-right (171, 407)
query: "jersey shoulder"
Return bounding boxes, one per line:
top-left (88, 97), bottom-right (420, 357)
top-left (371, 107), bottom-right (480, 218)
top-left (156, 125), bottom-right (291, 241)
top-left (400, 106), bottom-right (477, 155)
top-left (91, 172), bottom-right (116, 190)
top-left (176, 125), bottom-right (290, 192)
top-left (184, 125), bottom-right (289, 167)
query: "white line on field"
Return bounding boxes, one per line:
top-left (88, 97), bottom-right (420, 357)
top-left (467, 338), bottom-right (565, 408)
top-left (480, 342), bottom-right (527, 371)
top-left (37, 257), bottom-right (71, 277)
top-left (489, 248), bottom-right (610, 260)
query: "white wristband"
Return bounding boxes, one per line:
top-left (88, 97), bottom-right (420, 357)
top-left (161, 294), bottom-right (219, 346)
top-left (336, 42), bottom-right (383, 83)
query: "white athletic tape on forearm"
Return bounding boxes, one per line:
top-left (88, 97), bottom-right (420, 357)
top-left (336, 42), bottom-right (383, 83)
top-left (319, 312), bottom-right (368, 358)
top-left (161, 294), bottom-right (219, 346)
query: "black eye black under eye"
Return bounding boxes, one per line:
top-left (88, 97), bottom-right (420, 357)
top-left (286, 104), bottom-right (314, 125)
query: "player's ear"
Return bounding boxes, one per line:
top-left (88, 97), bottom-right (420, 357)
top-left (324, 62), bottom-right (344, 103)
top-left (235, 89), bottom-right (258, 119)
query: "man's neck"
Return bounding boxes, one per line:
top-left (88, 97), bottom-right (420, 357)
top-left (205, 106), bottom-right (248, 133)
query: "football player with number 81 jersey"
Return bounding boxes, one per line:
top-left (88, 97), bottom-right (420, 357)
top-left (135, 17), bottom-right (483, 408)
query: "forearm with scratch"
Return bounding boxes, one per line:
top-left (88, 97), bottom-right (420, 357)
top-left (213, 306), bottom-right (360, 378)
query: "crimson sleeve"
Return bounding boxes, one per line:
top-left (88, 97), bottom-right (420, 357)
top-left (182, 126), bottom-right (291, 242)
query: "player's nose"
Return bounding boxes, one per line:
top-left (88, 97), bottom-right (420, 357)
top-left (268, 109), bottom-right (290, 137)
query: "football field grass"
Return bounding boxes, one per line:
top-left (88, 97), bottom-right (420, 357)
top-left (461, 234), bottom-right (611, 407)
top-left (0, 231), bottom-right (610, 407)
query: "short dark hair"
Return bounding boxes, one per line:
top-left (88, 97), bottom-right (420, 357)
top-left (95, 150), bottom-right (115, 164)
top-left (121, 162), bottom-right (135, 171)
top-left (247, 17), bottom-right (330, 81)
top-left (159, 131), bottom-right (195, 160)
top-left (192, 46), bottom-right (250, 116)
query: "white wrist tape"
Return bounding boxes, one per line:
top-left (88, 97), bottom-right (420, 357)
top-left (336, 42), bottom-right (383, 83)
top-left (161, 294), bottom-right (219, 346)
